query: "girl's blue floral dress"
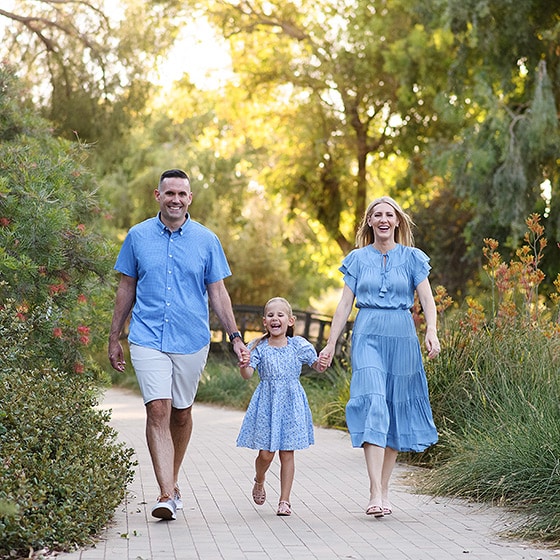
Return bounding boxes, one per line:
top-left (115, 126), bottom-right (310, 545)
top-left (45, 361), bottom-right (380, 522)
top-left (236, 336), bottom-right (317, 451)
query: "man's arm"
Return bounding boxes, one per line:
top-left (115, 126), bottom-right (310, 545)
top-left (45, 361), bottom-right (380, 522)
top-left (108, 274), bottom-right (137, 372)
top-left (207, 279), bottom-right (248, 361)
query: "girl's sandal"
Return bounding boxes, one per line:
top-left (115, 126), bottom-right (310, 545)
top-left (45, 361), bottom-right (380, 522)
top-left (252, 478), bottom-right (266, 505)
top-left (277, 501), bottom-right (291, 516)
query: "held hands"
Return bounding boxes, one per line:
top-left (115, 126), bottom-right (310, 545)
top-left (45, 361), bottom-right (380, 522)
top-left (318, 342), bottom-right (336, 369)
top-left (313, 354), bottom-right (329, 373)
top-left (237, 348), bottom-right (251, 368)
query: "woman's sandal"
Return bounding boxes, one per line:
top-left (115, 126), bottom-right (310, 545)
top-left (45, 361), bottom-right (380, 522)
top-left (277, 501), bottom-right (292, 516)
top-left (366, 504), bottom-right (384, 518)
top-left (252, 478), bottom-right (266, 505)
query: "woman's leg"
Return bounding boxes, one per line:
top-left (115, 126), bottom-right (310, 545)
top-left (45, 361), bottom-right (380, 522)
top-left (363, 443), bottom-right (385, 508)
top-left (278, 450), bottom-right (295, 503)
top-left (381, 447), bottom-right (398, 512)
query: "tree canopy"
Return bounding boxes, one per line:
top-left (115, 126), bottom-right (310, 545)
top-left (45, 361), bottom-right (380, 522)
top-left (1, 0), bottom-right (558, 302)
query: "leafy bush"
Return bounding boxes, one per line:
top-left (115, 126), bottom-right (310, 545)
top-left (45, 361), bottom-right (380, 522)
top-left (0, 300), bottom-right (135, 558)
top-left (0, 64), bottom-right (134, 558)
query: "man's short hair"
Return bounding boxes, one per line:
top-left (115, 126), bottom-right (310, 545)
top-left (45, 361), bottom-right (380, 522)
top-left (159, 169), bottom-right (190, 188)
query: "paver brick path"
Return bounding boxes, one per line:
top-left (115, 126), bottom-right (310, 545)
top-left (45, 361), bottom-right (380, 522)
top-left (59, 388), bottom-right (559, 560)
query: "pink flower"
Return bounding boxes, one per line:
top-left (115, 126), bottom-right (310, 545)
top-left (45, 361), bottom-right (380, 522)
top-left (53, 327), bottom-right (63, 338)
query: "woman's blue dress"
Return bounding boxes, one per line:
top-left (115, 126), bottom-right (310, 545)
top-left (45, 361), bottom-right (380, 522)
top-left (236, 336), bottom-right (317, 451)
top-left (341, 244), bottom-right (438, 452)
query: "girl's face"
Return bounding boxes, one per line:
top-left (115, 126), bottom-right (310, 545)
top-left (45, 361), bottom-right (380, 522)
top-left (367, 202), bottom-right (400, 243)
top-left (263, 300), bottom-right (295, 338)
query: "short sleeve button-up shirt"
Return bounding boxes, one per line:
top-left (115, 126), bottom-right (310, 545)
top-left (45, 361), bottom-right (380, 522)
top-left (114, 214), bottom-right (231, 354)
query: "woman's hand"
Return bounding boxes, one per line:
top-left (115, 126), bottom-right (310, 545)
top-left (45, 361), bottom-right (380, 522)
top-left (319, 342), bottom-right (336, 368)
top-left (425, 327), bottom-right (441, 359)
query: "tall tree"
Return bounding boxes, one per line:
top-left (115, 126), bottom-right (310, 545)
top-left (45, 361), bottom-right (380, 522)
top-left (0, 0), bottom-right (185, 172)
top-left (197, 0), bottom-right (456, 253)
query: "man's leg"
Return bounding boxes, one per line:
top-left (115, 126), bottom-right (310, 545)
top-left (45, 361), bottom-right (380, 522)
top-left (145, 398), bottom-right (175, 499)
top-left (170, 405), bottom-right (193, 484)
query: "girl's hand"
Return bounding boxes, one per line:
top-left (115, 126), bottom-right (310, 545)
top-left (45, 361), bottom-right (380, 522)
top-left (318, 342), bottom-right (335, 368)
top-left (238, 349), bottom-right (251, 368)
top-left (317, 352), bottom-right (330, 372)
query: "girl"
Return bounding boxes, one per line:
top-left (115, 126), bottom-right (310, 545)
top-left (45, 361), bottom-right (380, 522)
top-left (236, 297), bottom-right (328, 516)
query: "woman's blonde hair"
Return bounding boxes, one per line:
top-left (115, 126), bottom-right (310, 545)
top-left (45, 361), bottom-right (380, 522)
top-left (355, 196), bottom-right (415, 248)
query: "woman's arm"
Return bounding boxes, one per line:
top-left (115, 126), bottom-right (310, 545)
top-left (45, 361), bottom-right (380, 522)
top-left (416, 277), bottom-right (441, 359)
top-left (319, 284), bottom-right (355, 367)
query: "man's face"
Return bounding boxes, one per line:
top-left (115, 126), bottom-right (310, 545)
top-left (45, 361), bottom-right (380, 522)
top-left (154, 177), bottom-right (192, 226)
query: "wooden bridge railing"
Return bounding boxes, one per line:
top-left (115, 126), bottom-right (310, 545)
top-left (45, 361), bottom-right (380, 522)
top-left (210, 305), bottom-right (353, 356)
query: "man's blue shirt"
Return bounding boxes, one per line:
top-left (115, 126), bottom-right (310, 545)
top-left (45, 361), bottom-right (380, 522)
top-left (114, 214), bottom-right (231, 354)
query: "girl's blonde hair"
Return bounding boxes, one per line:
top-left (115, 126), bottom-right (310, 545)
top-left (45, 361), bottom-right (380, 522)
top-left (250, 297), bottom-right (295, 349)
top-left (355, 196), bottom-right (415, 248)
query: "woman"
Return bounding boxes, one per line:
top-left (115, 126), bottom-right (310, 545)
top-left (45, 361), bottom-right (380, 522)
top-left (319, 196), bottom-right (439, 517)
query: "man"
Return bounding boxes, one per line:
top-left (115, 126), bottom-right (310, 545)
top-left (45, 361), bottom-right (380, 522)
top-left (108, 168), bottom-right (247, 521)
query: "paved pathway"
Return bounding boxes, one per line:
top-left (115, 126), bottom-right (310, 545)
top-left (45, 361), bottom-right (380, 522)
top-left (59, 388), bottom-right (558, 560)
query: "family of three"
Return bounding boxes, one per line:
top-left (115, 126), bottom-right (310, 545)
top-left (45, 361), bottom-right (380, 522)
top-left (108, 168), bottom-right (440, 521)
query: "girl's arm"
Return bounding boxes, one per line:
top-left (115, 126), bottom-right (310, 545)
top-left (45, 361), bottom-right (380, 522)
top-left (239, 364), bottom-right (255, 380)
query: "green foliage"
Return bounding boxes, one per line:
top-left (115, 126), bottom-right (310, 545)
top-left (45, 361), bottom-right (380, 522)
top-left (0, 64), bottom-right (135, 557)
top-left (0, 63), bottom-right (116, 374)
top-left (417, 216), bottom-right (560, 542)
top-left (0, 300), bottom-right (135, 558)
top-left (190, 353), bottom-right (256, 409)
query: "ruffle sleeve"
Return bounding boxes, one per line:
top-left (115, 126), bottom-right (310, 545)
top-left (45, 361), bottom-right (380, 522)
top-left (409, 247), bottom-right (431, 288)
top-left (293, 336), bottom-right (319, 367)
top-left (339, 249), bottom-right (360, 294)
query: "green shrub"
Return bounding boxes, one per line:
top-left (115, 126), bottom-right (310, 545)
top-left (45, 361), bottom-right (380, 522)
top-left (0, 300), bottom-right (135, 558)
top-left (196, 352), bottom-right (258, 408)
top-left (418, 216), bottom-right (560, 543)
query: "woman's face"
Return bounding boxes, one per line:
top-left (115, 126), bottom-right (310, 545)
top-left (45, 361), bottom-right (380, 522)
top-left (367, 202), bottom-right (400, 243)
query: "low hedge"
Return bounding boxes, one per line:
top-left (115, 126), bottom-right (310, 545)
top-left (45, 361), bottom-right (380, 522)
top-left (0, 301), bottom-right (135, 558)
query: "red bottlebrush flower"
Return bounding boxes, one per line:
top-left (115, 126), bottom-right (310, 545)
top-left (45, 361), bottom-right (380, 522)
top-left (77, 223), bottom-right (86, 233)
top-left (0, 217), bottom-right (10, 227)
top-left (77, 325), bottom-right (90, 335)
top-left (74, 363), bottom-right (85, 374)
top-left (77, 294), bottom-right (87, 304)
top-left (48, 283), bottom-right (67, 296)
top-left (53, 327), bottom-right (63, 338)
top-left (79, 335), bottom-right (90, 345)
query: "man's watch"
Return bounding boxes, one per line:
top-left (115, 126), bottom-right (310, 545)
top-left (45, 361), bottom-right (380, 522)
top-left (229, 331), bottom-right (243, 343)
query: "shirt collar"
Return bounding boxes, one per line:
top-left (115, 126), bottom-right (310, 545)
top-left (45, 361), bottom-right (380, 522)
top-left (156, 213), bottom-right (190, 235)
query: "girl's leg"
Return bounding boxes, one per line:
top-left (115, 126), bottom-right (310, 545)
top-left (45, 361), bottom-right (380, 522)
top-left (278, 450), bottom-right (295, 503)
top-left (255, 449), bottom-right (275, 483)
top-left (252, 449), bottom-right (274, 505)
